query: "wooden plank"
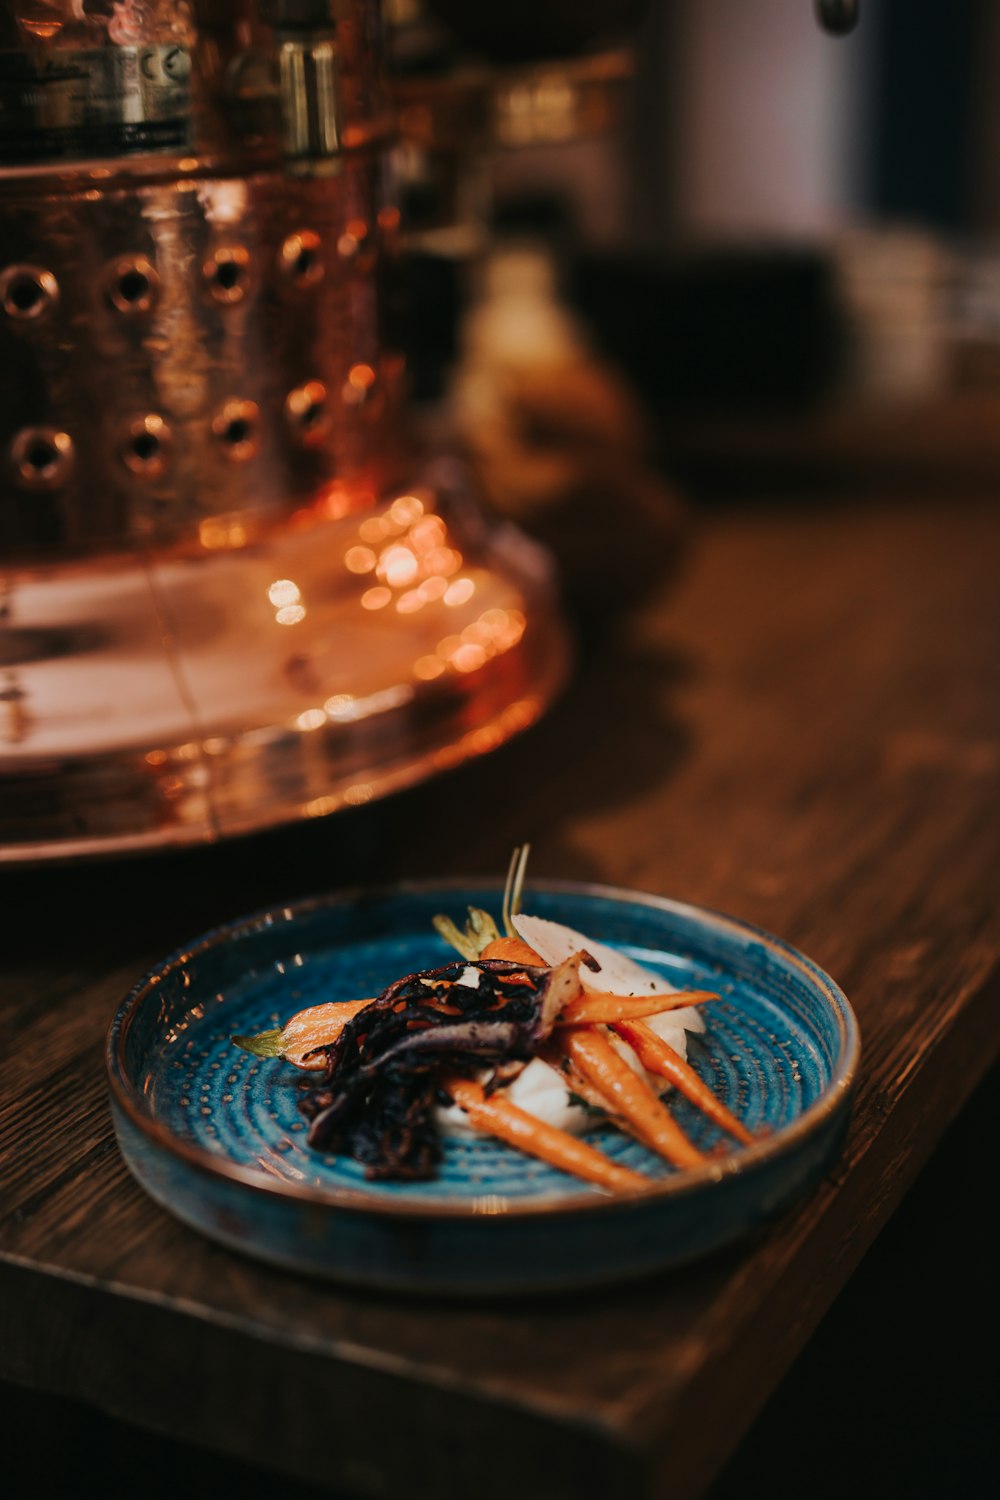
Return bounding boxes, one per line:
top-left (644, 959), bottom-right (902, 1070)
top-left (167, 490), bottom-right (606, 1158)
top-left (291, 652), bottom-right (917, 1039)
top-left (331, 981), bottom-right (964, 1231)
top-left (1, 497), bottom-right (998, 1499)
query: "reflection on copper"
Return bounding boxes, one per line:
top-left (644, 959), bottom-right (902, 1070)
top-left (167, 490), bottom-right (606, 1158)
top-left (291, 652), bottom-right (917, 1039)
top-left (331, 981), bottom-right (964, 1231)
top-left (342, 362), bottom-right (377, 408)
top-left (305, 794), bottom-right (339, 817)
top-left (268, 579), bottom-right (301, 607)
top-left (278, 231), bottom-right (324, 287)
top-left (414, 655), bottom-right (445, 680)
top-left (377, 509), bottom-right (407, 538)
top-left (419, 577), bottom-right (447, 603)
top-left (285, 380), bottom-right (330, 445)
top-left (295, 708), bottom-right (326, 731)
top-left (411, 515), bottom-right (446, 550)
top-left (317, 483), bottom-right (354, 521)
top-left (431, 697), bottom-right (541, 773)
top-left (390, 494), bottom-right (424, 526)
top-left (358, 516), bottom-right (385, 544)
top-left (0, 412), bottom-right (566, 857)
top-left (0, 673), bottom-right (29, 746)
top-left (276, 604), bottom-right (306, 625)
top-left (325, 684), bottom-right (413, 722)
top-left (344, 546), bottom-right (376, 573)
top-left (452, 643), bottom-right (487, 674)
top-left (378, 545), bottom-right (418, 588)
top-left (425, 546), bottom-right (461, 576)
top-left (337, 218), bottom-right (369, 263)
top-left (444, 577), bottom-right (475, 607)
top-left (199, 515), bottom-right (250, 550)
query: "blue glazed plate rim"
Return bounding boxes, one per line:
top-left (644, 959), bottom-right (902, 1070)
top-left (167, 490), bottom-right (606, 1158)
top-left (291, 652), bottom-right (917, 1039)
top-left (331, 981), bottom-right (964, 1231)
top-left (106, 878), bottom-right (861, 1220)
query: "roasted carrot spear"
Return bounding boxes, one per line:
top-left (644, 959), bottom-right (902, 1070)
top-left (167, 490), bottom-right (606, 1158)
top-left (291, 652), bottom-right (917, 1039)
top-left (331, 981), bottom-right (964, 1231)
top-left (479, 935), bottom-right (545, 965)
top-left (232, 998), bottom-right (372, 1070)
top-left (559, 1027), bottom-right (706, 1170)
top-left (613, 1019), bottom-right (754, 1146)
top-left (558, 989), bottom-right (717, 1026)
top-left (446, 1076), bottom-right (648, 1193)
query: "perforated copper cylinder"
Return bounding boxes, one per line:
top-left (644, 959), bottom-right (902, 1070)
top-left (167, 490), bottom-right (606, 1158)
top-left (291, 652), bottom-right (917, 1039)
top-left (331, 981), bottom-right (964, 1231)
top-left (0, 0), bottom-right (567, 859)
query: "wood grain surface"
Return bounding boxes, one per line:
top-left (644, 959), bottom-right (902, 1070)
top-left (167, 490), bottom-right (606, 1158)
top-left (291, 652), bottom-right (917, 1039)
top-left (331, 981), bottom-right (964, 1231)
top-left (1, 497), bottom-right (998, 1500)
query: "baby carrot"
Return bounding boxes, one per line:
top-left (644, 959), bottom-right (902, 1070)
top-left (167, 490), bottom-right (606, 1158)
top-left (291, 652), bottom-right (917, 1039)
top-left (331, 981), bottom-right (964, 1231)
top-left (479, 935), bottom-right (546, 965)
top-left (558, 989), bottom-right (717, 1026)
top-left (613, 1020), bottom-right (754, 1145)
top-left (559, 1027), bottom-right (706, 1171)
top-left (446, 1076), bottom-right (648, 1193)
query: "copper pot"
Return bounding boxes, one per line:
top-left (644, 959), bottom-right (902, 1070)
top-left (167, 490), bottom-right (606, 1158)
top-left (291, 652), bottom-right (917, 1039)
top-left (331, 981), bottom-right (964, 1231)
top-left (0, 0), bottom-right (567, 860)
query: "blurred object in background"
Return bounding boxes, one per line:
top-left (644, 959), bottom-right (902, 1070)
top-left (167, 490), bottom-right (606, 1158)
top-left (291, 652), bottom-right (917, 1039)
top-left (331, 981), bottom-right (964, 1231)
top-left (391, 0), bottom-right (1000, 500)
top-left (390, 0), bottom-right (685, 608)
top-left (388, 0), bottom-right (636, 255)
top-left (831, 226), bottom-right (954, 403)
top-left (643, 0), bottom-right (868, 243)
top-left (623, 0), bottom-right (1000, 492)
top-left (449, 232), bottom-right (684, 613)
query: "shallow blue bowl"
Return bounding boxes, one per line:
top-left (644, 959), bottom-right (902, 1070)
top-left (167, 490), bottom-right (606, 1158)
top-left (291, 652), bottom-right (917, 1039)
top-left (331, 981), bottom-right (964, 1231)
top-left (106, 881), bottom-right (860, 1294)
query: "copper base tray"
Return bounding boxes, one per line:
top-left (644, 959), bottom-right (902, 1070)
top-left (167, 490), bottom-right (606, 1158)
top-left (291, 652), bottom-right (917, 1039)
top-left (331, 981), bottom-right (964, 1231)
top-left (0, 460), bottom-right (568, 862)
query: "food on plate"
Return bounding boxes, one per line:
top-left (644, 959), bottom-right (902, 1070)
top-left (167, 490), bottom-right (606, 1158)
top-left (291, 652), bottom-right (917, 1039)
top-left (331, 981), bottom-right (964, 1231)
top-left (232, 847), bottom-right (756, 1190)
top-left (232, 999), bottom-right (372, 1071)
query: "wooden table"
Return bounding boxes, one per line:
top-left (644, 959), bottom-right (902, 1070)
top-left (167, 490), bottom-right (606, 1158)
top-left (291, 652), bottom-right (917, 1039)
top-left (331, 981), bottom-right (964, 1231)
top-left (2, 496), bottom-right (998, 1500)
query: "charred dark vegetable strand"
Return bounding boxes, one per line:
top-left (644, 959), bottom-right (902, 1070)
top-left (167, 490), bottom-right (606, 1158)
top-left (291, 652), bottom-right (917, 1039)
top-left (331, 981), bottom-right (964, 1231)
top-left (299, 956), bottom-right (582, 1179)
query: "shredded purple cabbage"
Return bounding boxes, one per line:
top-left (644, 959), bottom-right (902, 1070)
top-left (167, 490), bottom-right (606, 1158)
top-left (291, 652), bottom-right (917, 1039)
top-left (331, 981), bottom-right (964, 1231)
top-left (298, 958), bottom-right (561, 1180)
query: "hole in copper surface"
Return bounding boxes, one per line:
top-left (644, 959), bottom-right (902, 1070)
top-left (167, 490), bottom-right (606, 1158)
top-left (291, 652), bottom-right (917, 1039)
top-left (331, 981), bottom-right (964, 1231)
top-left (27, 439), bottom-right (56, 473)
top-left (120, 414), bottom-right (171, 477)
top-left (10, 426), bottom-right (73, 490)
top-left (205, 246), bottom-right (250, 304)
top-left (106, 256), bottom-right (158, 314)
top-left (119, 269), bottom-right (149, 303)
top-left (279, 231), bottom-right (324, 287)
top-left (285, 380), bottom-right (329, 444)
top-left (212, 400), bottom-right (259, 461)
top-left (1, 266), bottom-right (59, 320)
top-left (10, 279), bottom-right (40, 312)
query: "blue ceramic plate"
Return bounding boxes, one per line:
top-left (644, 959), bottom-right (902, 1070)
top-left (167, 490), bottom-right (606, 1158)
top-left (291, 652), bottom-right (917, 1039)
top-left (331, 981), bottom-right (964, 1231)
top-left (107, 881), bottom-right (860, 1293)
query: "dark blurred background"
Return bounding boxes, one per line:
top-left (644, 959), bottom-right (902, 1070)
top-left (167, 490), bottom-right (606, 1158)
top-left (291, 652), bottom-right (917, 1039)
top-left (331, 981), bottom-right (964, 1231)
top-left (392, 0), bottom-right (1000, 507)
